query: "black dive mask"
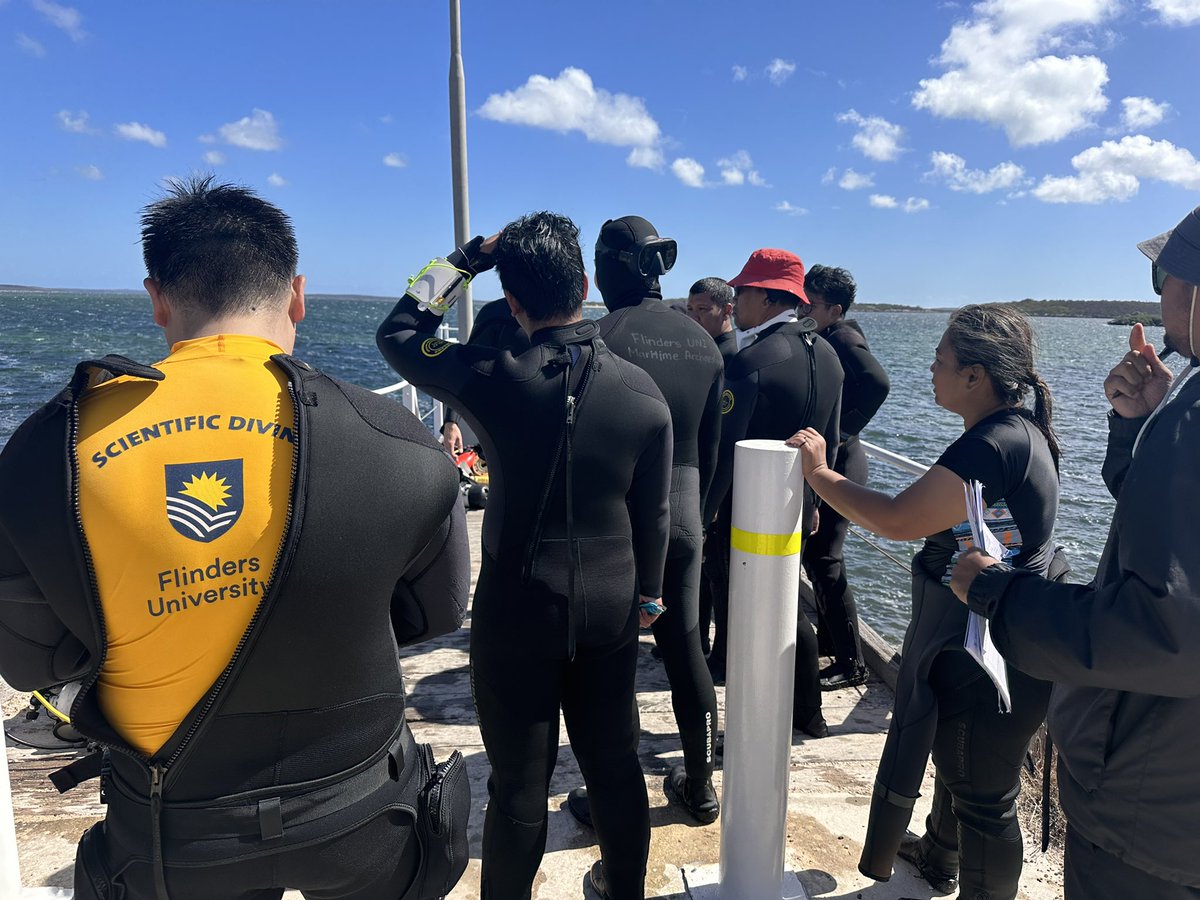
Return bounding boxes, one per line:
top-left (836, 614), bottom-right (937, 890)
top-left (596, 236), bottom-right (678, 278)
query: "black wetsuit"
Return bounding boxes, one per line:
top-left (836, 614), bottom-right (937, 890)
top-left (442, 298), bottom-right (530, 435)
top-left (597, 296), bottom-right (723, 784)
top-left (713, 329), bottom-right (738, 365)
top-left (0, 354), bottom-right (471, 900)
top-left (804, 319), bottom-right (890, 670)
top-left (377, 297), bottom-right (672, 900)
top-left (860, 409), bottom-right (1058, 899)
top-left (704, 314), bottom-right (843, 729)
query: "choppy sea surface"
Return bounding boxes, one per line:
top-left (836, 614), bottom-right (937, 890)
top-left (0, 291), bottom-right (1166, 643)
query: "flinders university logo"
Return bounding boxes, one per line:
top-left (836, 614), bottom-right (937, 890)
top-left (165, 459), bottom-right (244, 543)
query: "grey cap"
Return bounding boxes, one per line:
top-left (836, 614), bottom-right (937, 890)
top-left (1138, 205), bottom-right (1200, 286)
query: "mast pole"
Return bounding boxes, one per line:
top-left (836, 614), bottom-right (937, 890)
top-left (449, 0), bottom-right (473, 338)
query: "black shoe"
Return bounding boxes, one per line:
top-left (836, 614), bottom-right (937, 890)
top-left (795, 711), bottom-right (829, 739)
top-left (588, 860), bottom-right (613, 899)
top-left (663, 765), bottom-right (720, 824)
top-left (820, 662), bottom-right (870, 691)
top-left (897, 831), bottom-right (959, 895)
top-left (567, 787), bottom-right (593, 829)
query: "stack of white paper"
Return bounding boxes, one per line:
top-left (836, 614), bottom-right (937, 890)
top-left (962, 480), bottom-right (1013, 713)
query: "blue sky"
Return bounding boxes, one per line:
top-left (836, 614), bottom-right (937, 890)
top-left (1, 0), bottom-right (1198, 306)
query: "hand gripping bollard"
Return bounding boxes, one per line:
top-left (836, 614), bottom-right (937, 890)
top-left (719, 440), bottom-right (809, 900)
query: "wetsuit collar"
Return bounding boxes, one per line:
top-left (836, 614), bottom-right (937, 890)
top-left (602, 287), bottom-right (662, 312)
top-left (530, 318), bottom-right (599, 346)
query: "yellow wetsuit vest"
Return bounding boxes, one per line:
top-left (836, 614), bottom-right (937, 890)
top-left (76, 334), bottom-right (295, 757)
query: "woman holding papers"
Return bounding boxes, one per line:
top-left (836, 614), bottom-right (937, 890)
top-left (788, 304), bottom-right (1062, 900)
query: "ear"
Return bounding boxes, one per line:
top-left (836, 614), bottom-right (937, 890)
top-left (503, 289), bottom-right (522, 318)
top-left (288, 275), bottom-right (306, 324)
top-left (832, 304), bottom-right (844, 319)
top-left (145, 278), bottom-right (170, 328)
top-left (964, 364), bottom-right (985, 388)
top-left (582, 272), bottom-right (589, 303)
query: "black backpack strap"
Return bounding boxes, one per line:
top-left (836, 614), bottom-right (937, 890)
top-left (49, 748), bottom-right (105, 793)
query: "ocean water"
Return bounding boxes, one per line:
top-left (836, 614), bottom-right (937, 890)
top-left (0, 291), bottom-right (1165, 643)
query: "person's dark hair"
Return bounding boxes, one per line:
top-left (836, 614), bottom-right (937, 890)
top-left (764, 288), bottom-right (801, 307)
top-left (689, 277), bottom-right (734, 307)
top-left (494, 211), bottom-right (586, 322)
top-left (947, 304), bottom-right (1061, 470)
top-left (805, 264), bottom-right (856, 313)
top-left (141, 175), bottom-right (298, 316)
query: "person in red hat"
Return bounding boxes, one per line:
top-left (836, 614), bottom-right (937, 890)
top-left (703, 248), bottom-right (844, 738)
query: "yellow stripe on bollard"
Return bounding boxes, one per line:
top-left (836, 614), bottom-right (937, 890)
top-left (730, 526), bottom-right (802, 556)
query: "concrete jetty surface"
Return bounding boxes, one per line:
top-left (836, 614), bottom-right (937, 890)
top-left (3, 510), bottom-right (1064, 898)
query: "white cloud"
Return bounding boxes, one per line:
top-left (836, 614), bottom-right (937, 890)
top-left (926, 151), bottom-right (1027, 193)
top-left (912, 0), bottom-right (1115, 146)
top-left (218, 109), bottom-right (283, 151)
top-left (821, 167), bottom-right (837, 185)
top-left (379, 113), bottom-right (395, 124)
top-left (1147, 0), bottom-right (1200, 25)
top-left (869, 194), bottom-right (898, 208)
top-left (838, 168), bottom-right (875, 190)
top-left (626, 146), bottom-right (664, 169)
top-left (115, 121), bottom-right (167, 148)
top-left (32, 0), bottom-right (85, 41)
top-left (836, 109), bottom-right (904, 161)
top-left (1121, 96), bottom-right (1169, 131)
top-left (76, 164), bottom-right (102, 181)
top-left (1033, 134), bottom-right (1200, 203)
top-left (198, 133), bottom-right (216, 144)
top-left (203, 151), bottom-right (225, 165)
top-left (717, 150), bottom-right (767, 186)
top-left (870, 194), bottom-right (930, 212)
top-left (267, 173), bottom-right (288, 187)
top-left (732, 65), bottom-right (748, 82)
top-left (775, 201), bottom-right (809, 216)
top-left (383, 152), bottom-right (408, 168)
top-left (766, 58), bottom-right (797, 85)
top-left (57, 109), bottom-right (90, 133)
top-left (16, 33), bottom-right (46, 57)
top-left (672, 157), bottom-right (706, 188)
top-left (904, 197), bottom-right (931, 213)
top-left (478, 68), bottom-right (662, 169)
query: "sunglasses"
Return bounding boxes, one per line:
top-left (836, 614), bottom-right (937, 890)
top-left (1153, 263), bottom-right (1170, 296)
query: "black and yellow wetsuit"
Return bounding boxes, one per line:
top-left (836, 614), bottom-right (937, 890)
top-left (0, 338), bottom-right (470, 900)
top-left (378, 295), bottom-right (672, 900)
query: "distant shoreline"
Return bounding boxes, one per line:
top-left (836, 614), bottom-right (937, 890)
top-left (2, 286), bottom-right (1159, 320)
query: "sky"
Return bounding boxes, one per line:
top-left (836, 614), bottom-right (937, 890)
top-left (1, 0), bottom-right (1198, 306)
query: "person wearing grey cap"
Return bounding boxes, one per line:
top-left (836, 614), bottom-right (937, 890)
top-left (950, 205), bottom-right (1200, 898)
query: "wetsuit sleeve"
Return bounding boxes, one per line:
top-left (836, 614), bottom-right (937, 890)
top-left (629, 420), bottom-right (672, 598)
top-left (697, 366), bottom-right (724, 516)
top-left (390, 499), bottom-right (471, 647)
top-left (0, 521), bottom-right (90, 690)
top-left (705, 369), bottom-right (758, 523)
top-left (839, 343), bottom-right (890, 438)
top-left (1101, 410), bottom-right (1145, 499)
top-left (968, 421), bottom-right (1200, 697)
top-left (375, 296), bottom-right (480, 408)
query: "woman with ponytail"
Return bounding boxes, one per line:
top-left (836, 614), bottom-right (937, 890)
top-left (788, 304), bottom-right (1063, 899)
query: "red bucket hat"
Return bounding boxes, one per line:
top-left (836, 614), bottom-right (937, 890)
top-left (728, 248), bottom-right (808, 304)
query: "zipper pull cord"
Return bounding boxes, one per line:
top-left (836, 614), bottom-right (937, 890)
top-left (149, 764), bottom-right (170, 900)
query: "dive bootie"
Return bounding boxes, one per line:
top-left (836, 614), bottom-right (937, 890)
top-left (664, 765), bottom-right (720, 824)
top-left (858, 783), bottom-right (919, 881)
top-left (898, 830), bottom-right (959, 894)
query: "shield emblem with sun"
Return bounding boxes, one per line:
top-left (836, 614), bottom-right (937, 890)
top-left (164, 459), bottom-right (244, 543)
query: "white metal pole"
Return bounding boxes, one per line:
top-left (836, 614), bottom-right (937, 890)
top-left (1, 735), bottom-right (23, 899)
top-left (719, 439), bottom-right (809, 900)
top-left (448, 0), bottom-right (473, 340)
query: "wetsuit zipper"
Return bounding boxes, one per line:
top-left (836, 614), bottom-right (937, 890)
top-left (63, 365), bottom-right (307, 900)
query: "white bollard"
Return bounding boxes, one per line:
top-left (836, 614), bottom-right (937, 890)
top-left (719, 439), bottom-right (809, 900)
top-left (1, 730), bottom-right (23, 899)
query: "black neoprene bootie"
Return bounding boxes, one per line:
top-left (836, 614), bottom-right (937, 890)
top-left (858, 786), bottom-right (918, 881)
top-left (898, 830), bottom-right (959, 894)
top-left (664, 765), bottom-right (720, 824)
